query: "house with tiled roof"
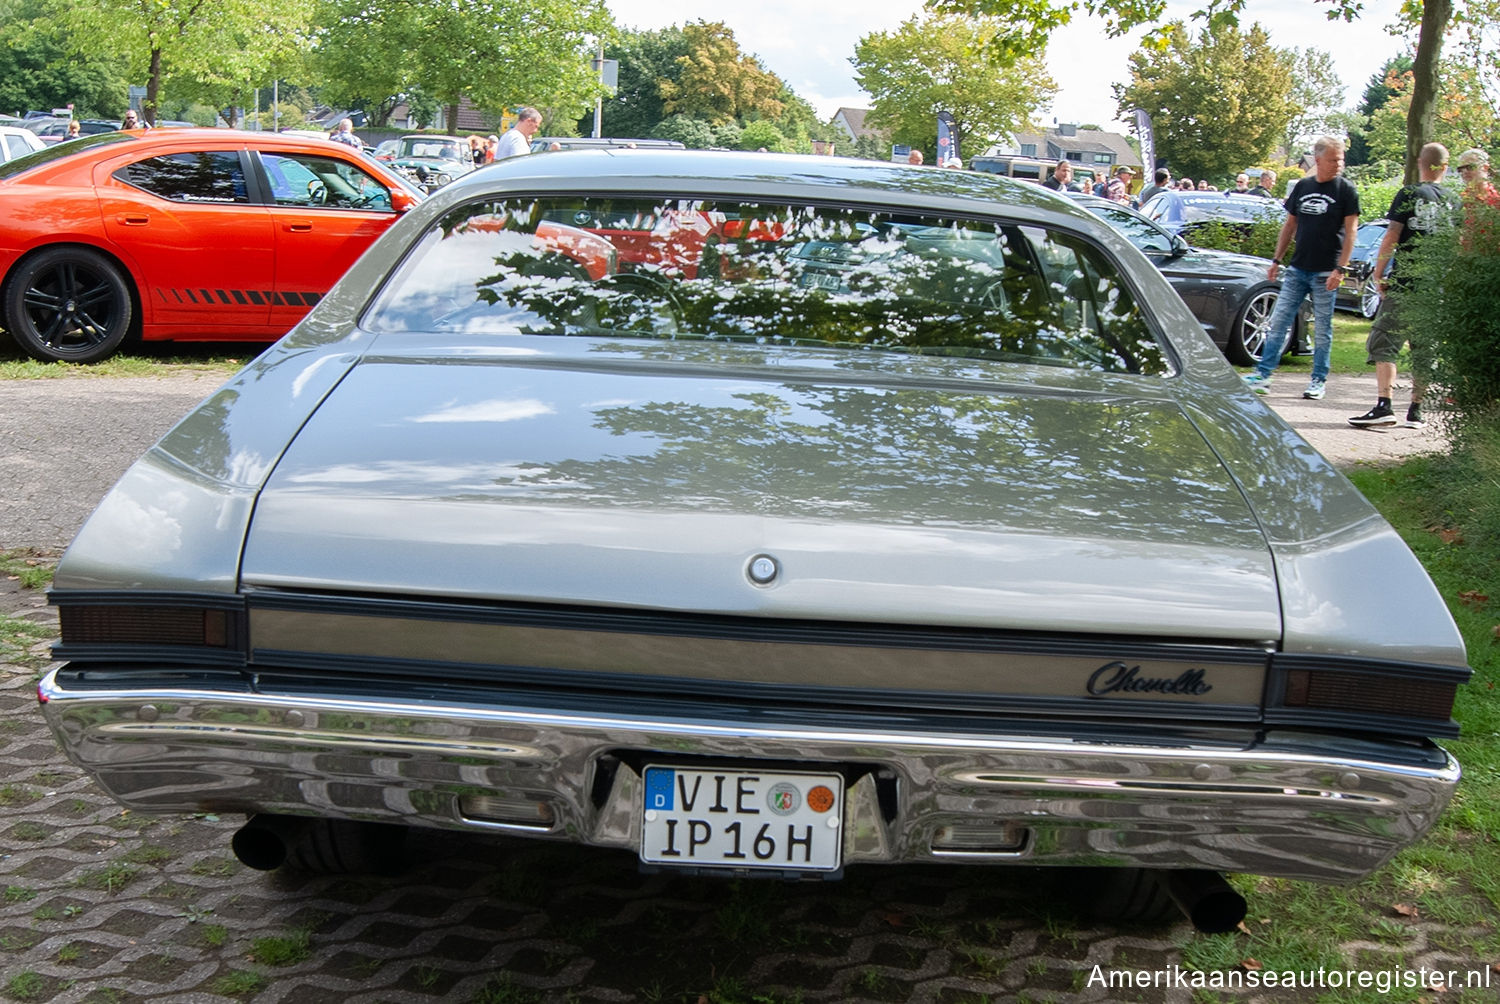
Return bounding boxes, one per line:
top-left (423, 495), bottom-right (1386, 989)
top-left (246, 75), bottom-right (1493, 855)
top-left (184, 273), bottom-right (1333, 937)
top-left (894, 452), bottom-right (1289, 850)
top-left (831, 107), bottom-right (881, 144)
top-left (992, 123), bottom-right (1139, 172)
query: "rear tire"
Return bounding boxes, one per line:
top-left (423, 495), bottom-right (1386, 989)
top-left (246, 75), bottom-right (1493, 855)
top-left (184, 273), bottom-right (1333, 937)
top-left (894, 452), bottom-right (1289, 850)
top-left (3, 246), bottom-right (134, 363)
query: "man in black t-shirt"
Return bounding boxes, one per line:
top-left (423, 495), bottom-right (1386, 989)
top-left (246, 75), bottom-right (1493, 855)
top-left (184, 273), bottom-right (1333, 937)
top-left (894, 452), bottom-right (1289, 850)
top-left (1349, 143), bottom-right (1457, 428)
top-left (1242, 136), bottom-right (1360, 401)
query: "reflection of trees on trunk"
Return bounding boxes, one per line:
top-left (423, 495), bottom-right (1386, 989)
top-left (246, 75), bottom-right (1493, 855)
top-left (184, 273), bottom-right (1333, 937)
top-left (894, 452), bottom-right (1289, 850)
top-left (501, 384), bottom-right (1253, 544)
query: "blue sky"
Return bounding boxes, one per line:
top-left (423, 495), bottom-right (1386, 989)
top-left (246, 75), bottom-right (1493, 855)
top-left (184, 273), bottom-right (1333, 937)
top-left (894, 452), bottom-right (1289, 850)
top-left (604, 0), bottom-right (1411, 133)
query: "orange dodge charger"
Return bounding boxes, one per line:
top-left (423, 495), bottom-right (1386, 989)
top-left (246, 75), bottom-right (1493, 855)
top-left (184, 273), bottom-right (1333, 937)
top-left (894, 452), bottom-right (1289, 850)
top-left (0, 129), bottom-right (425, 362)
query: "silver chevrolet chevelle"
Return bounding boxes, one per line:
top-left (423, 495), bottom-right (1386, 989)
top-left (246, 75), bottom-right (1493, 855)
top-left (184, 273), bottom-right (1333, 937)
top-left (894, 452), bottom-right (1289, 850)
top-left (39, 152), bottom-right (1469, 928)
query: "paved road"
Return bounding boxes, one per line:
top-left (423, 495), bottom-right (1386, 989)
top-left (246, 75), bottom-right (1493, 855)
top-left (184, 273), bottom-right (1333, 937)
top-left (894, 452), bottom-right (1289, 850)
top-left (0, 369), bottom-right (1449, 554)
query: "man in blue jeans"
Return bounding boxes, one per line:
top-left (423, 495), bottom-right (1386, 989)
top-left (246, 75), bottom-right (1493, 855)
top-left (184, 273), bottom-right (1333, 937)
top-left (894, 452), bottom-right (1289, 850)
top-left (1242, 136), bottom-right (1360, 400)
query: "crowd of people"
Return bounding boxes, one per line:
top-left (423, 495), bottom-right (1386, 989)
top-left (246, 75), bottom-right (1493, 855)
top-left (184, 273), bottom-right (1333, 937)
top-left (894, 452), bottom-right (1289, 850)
top-left (325, 106), bottom-right (545, 166)
top-left (1020, 135), bottom-right (1497, 432)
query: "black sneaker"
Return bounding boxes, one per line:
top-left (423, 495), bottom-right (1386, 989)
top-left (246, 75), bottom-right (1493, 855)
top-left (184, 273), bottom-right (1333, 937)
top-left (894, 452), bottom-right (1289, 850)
top-left (1405, 403), bottom-right (1425, 427)
top-left (1349, 402), bottom-right (1398, 427)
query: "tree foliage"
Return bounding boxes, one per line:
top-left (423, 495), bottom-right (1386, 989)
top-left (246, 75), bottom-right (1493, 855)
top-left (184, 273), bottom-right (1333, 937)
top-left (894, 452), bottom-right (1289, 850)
top-left (1113, 21), bottom-right (1296, 181)
top-left (1347, 55), bottom-right (1413, 166)
top-left (586, 25), bottom-right (691, 138)
top-left (54, 0), bottom-right (313, 124)
top-left (851, 13), bottom-right (1055, 162)
top-left (658, 21), bottom-right (784, 125)
top-left (930, 0), bottom-right (1456, 184)
top-left (1283, 48), bottom-right (1349, 160)
top-left (1364, 60), bottom-right (1499, 167)
top-left (311, 0), bottom-right (611, 132)
top-left (0, 0), bottom-right (131, 117)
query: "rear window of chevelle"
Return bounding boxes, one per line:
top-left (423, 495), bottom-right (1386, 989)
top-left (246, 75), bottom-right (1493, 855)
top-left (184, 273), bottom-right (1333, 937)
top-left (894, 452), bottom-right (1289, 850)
top-left (363, 197), bottom-right (1169, 375)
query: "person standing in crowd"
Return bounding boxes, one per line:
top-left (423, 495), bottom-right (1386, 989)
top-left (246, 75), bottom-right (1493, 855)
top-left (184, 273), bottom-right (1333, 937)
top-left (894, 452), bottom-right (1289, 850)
top-left (494, 108), bottom-right (541, 160)
top-left (1176, 177), bottom-right (1193, 190)
top-left (1226, 173), bottom-right (1251, 194)
top-left (1242, 135), bottom-right (1360, 400)
top-left (121, 109), bottom-right (146, 130)
top-left (1349, 143), bottom-right (1456, 429)
top-left (1196, 179), bottom-right (1213, 191)
top-left (907, 149), bottom-right (924, 165)
top-left (1456, 148), bottom-right (1498, 206)
top-left (1137, 167), bottom-right (1171, 203)
top-left (1249, 168), bottom-right (1277, 198)
top-left (468, 134), bottom-right (486, 166)
top-left (1105, 165), bottom-right (1134, 204)
top-left (1043, 160), bottom-right (1080, 191)
top-left (329, 118), bottom-right (361, 148)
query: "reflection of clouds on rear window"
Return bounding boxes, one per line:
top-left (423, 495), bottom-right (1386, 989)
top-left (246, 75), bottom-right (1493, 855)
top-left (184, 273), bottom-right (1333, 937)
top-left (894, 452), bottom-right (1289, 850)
top-left (362, 197), bottom-right (1170, 376)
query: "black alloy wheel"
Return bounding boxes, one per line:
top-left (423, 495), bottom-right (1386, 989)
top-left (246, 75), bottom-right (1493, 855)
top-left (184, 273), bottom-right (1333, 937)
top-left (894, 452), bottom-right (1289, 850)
top-left (3, 246), bottom-right (134, 363)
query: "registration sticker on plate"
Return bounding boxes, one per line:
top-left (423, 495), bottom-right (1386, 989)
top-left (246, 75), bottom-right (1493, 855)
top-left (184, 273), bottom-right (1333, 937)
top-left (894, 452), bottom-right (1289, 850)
top-left (640, 766), bottom-right (843, 872)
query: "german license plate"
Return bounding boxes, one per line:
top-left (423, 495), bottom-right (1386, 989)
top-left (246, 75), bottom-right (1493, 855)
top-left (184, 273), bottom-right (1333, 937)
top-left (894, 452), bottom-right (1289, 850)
top-left (640, 766), bottom-right (843, 872)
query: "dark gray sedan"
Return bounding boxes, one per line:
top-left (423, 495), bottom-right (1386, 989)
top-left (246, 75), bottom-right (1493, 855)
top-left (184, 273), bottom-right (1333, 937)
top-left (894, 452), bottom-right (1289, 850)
top-left (39, 152), bottom-right (1468, 931)
top-left (1070, 193), bottom-right (1305, 366)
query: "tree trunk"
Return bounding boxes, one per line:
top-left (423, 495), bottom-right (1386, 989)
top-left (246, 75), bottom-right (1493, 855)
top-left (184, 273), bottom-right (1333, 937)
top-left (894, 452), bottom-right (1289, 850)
top-left (447, 102), bottom-right (460, 133)
top-left (1405, 0), bottom-right (1451, 184)
top-left (145, 47), bottom-right (162, 126)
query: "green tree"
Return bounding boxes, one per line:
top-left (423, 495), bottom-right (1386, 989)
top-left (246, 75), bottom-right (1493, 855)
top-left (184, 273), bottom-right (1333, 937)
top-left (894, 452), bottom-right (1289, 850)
top-left (659, 21), bottom-right (784, 125)
top-left (54, 0), bottom-right (313, 125)
top-left (1364, 59), bottom-right (1499, 167)
top-left (585, 25), bottom-right (690, 138)
top-left (738, 119), bottom-right (787, 151)
top-left (1112, 21), bottom-right (1296, 181)
top-left (931, 0), bottom-right (1458, 185)
top-left (651, 114), bottom-right (715, 148)
top-left (1282, 48), bottom-right (1349, 161)
top-left (851, 13), bottom-right (1055, 162)
top-left (311, 0), bottom-right (611, 133)
top-left (1347, 55), bottom-right (1412, 166)
top-left (309, 0), bottom-right (423, 127)
top-left (0, 0), bottom-right (131, 117)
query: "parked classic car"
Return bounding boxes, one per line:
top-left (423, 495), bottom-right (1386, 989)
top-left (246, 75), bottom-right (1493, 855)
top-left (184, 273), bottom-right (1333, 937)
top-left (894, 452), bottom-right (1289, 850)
top-left (1068, 192), bottom-right (1306, 366)
top-left (385, 134), bottom-right (475, 192)
top-left (0, 129), bottom-right (422, 362)
top-left (39, 152), bottom-right (1468, 930)
top-left (1336, 218), bottom-right (1392, 318)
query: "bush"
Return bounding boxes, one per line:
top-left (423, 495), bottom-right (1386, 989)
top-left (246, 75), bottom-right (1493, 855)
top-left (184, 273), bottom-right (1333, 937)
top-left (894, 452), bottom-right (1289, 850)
top-left (1184, 217), bottom-right (1284, 261)
top-left (651, 115), bottom-right (715, 149)
top-left (1403, 197), bottom-right (1500, 434)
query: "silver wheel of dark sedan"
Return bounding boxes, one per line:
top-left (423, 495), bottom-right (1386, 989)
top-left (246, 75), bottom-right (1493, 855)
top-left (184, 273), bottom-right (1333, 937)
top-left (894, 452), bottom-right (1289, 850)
top-left (1360, 276), bottom-right (1382, 319)
top-left (1226, 287), bottom-right (1280, 367)
top-left (3, 246), bottom-right (134, 363)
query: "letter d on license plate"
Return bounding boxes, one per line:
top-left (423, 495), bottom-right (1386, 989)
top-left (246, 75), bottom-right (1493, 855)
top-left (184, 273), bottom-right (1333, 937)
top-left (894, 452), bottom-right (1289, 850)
top-left (640, 766), bottom-right (843, 872)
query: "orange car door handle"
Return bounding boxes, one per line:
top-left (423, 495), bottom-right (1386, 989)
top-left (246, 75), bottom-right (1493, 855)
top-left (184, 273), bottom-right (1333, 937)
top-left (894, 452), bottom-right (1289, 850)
top-left (116, 214), bottom-right (149, 226)
top-left (284, 222), bottom-right (313, 233)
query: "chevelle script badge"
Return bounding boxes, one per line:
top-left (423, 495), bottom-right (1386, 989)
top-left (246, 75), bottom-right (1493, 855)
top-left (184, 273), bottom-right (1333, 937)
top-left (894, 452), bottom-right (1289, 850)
top-left (1086, 660), bottom-right (1213, 697)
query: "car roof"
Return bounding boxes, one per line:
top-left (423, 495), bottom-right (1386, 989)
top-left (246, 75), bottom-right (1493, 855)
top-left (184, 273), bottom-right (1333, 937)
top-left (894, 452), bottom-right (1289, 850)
top-left (448, 148), bottom-right (1102, 224)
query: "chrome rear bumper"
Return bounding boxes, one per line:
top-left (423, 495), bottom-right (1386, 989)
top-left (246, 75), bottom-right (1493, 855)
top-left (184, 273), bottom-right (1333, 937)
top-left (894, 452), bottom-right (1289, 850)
top-left (38, 668), bottom-right (1459, 883)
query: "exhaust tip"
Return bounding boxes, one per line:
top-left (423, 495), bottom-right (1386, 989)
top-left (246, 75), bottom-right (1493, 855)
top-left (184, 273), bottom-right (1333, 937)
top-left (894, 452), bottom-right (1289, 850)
top-left (231, 814), bottom-right (310, 871)
top-left (1162, 869), bottom-right (1247, 933)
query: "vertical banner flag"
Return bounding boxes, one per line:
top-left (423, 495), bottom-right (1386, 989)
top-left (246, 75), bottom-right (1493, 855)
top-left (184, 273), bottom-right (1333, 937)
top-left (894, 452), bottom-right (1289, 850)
top-left (1132, 109), bottom-right (1155, 174)
top-left (937, 111), bottom-right (957, 165)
